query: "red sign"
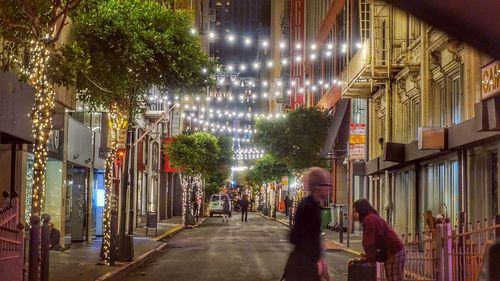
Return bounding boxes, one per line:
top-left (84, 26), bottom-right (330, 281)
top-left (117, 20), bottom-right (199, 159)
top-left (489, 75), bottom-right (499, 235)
top-left (164, 137), bottom-right (178, 172)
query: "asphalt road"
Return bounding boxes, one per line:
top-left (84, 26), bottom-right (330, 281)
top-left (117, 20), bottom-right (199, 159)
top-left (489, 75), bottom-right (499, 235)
top-left (123, 213), bottom-right (353, 281)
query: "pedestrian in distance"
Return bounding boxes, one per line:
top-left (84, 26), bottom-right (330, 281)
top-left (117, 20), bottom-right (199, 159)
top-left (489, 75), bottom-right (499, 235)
top-left (239, 194), bottom-right (250, 222)
top-left (353, 199), bottom-right (405, 281)
top-left (282, 167), bottom-right (331, 281)
top-left (222, 197), bottom-right (230, 223)
top-left (284, 195), bottom-right (293, 217)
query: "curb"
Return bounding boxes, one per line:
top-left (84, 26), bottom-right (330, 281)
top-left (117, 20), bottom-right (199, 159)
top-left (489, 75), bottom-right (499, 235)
top-left (95, 243), bottom-right (168, 281)
top-left (184, 217), bottom-right (207, 229)
top-left (262, 213), bottom-right (362, 257)
top-left (324, 239), bottom-right (362, 256)
top-left (152, 225), bottom-right (184, 241)
top-left (260, 213), bottom-right (290, 227)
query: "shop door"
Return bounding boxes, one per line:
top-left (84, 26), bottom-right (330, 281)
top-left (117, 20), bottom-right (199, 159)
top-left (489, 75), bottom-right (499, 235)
top-left (70, 167), bottom-right (88, 241)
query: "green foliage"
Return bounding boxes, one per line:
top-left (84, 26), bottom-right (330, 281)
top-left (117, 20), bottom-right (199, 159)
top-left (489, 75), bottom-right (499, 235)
top-left (0, 0), bottom-right (81, 74)
top-left (57, 0), bottom-right (215, 112)
top-left (166, 132), bottom-right (219, 176)
top-left (254, 106), bottom-right (332, 172)
top-left (252, 154), bottom-right (289, 183)
top-left (166, 133), bottom-right (232, 189)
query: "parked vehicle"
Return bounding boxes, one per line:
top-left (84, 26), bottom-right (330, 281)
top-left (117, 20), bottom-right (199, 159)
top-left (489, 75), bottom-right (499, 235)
top-left (208, 194), bottom-right (232, 217)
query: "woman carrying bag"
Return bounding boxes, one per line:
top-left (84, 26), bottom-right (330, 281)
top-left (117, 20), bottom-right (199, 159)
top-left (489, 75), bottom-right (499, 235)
top-left (353, 199), bottom-right (405, 281)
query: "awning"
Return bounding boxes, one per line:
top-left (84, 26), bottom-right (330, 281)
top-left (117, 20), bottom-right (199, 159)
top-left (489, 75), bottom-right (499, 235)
top-left (321, 99), bottom-right (349, 159)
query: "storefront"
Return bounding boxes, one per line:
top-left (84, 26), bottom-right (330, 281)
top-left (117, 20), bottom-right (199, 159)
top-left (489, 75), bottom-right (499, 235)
top-left (92, 132), bottom-right (105, 237)
top-left (66, 116), bottom-right (94, 242)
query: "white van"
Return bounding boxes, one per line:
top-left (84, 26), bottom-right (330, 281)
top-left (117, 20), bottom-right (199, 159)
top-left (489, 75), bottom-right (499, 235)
top-left (208, 193), bottom-right (231, 217)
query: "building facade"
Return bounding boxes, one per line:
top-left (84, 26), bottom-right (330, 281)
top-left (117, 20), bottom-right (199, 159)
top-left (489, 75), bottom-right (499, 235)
top-left (313, 0), bottom-right (500, 234)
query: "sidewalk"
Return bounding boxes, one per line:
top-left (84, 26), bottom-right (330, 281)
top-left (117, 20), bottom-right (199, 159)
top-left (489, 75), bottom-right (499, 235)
top-left (323, 229), bottom-right (363, 255)
top-left (263, 211), bottom-right (363, 256)
top-left (49, 217), bottom-right (184, 281)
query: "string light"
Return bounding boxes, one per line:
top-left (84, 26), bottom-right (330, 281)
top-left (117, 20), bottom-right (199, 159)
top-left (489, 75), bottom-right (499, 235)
top-left (103, 107), bottom-right (126, 266)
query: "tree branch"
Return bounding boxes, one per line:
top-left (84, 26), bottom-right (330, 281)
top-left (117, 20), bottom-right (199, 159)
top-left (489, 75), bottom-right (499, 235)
top-left (82, 72), bottom-right (113, 93)
top-left (48, 0), bottom-right (82, 45)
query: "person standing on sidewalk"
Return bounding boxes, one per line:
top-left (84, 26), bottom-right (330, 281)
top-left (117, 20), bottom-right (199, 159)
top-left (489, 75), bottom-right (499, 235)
top-left (282, 167), bottom-right (331, 281)
top-left (239, 194), bottom-right (250, 222)
top-left (222, 197), bottom-right (230, 223)
top-left (353, 199), bottom-right (405, 281)
top-left (284, 195), bottom-right (293, 217)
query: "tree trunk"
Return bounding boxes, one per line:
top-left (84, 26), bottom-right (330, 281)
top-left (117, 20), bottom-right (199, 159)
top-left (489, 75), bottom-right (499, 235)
top-left (28, 41), bottom-right (56, 281)
top-left (102, 107), bottom-right (124, 266)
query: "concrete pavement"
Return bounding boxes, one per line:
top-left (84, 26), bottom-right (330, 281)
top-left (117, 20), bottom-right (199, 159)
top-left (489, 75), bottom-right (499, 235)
top-left (122, 212), bottom-right (355, 281)
top-left (49, 217), bottom-right (184, 281)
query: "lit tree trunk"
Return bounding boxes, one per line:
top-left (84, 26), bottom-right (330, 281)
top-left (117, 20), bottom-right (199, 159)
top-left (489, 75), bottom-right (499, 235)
top-left (102, 106), bottom-right (126, 266)
top-left (28, 40), bottom-right (56, 281)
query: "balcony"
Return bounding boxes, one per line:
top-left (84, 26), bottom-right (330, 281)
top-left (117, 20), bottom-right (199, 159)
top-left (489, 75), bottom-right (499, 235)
top-left (341, 40), bottom-right (373, 98)
top-left (341, 39), bottom-right (406, 98)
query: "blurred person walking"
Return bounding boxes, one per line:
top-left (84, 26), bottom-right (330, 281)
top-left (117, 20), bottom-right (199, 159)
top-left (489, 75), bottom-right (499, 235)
top-left (282, 167), bottom-right (331, 281)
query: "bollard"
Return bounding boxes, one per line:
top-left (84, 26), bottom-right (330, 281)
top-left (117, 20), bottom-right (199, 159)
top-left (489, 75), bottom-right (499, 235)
top-left (29, 215), bottom-right (41, 281)
top-left (41, 214), bottom-right (51, 281)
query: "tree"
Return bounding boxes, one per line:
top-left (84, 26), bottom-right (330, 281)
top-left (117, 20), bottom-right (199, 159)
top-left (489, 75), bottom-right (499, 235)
top-left (59, 0), bottom-right (214, 263)
top-left (254, 106), bottom-right (332, 173)
top-left (204, 135), bottom-right (232, 197)
top-left (1, 1), bottom-right (82, 278)
top-left (166, 132), bottom-right (230, 225)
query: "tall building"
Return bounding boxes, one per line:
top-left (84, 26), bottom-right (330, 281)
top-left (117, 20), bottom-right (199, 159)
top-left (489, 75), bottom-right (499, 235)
top-left (294, 0), bottom-right (499, 237)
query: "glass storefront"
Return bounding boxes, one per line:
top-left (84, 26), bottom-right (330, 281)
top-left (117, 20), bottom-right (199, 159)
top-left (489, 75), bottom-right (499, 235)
top-left (93, 170), bottom-right (105, 237)
top-left (65, 165), bottom-right (89, 242)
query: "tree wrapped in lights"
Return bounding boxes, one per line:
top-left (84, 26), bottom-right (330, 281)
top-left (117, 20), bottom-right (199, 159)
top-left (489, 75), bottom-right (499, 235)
top-left (0, 1), bottom-right (82, 279)
top-left (53, 0), bottom-right (214, 264)
top-left (166, 132), bottom-right (232, 225)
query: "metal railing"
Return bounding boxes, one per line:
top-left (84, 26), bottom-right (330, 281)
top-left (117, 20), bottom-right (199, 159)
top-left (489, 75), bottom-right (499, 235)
top-left (450, 217), bottom-right (500, 281)
top-left (377, 215), bottom-right (499, 281)
top-left (0, 198), bottom-right (24, 281)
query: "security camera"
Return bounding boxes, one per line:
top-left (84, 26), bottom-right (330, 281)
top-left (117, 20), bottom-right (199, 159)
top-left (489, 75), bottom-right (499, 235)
top-left (342, 158), bottom-right (349, 167)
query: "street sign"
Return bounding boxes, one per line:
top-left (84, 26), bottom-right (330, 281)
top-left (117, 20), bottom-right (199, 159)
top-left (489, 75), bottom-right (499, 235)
top-left (349, 123), bottom-right (366, 160)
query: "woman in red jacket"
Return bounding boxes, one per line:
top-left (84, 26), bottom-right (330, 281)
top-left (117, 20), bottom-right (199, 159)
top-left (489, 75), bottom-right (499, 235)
top-left (353, 199), bottom-right (405, 281)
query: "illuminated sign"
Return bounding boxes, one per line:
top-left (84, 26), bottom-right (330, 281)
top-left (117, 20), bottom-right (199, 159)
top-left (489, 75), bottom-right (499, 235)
top-left (481, 60), bottom-right (500, 100)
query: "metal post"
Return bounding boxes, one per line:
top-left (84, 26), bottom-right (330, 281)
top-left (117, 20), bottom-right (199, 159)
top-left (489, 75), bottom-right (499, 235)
top-left (10, 144), bottom-right (16, 195)
top-left (339, 210), bottom-right (344, 244)
top-left (442, 223), bottom-right (453, 281)
top-left (496, 215), bottom-right (500, 239)
top-left (118, 123), bottom-right (133, 261)
top-left (29, 215), bottom-right (40, 281)
top-left (40, 215), bottom-right (50, 281)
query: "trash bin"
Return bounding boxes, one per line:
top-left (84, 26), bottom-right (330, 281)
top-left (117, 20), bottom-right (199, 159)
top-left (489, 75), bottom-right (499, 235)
top-left (321, 207), bottom-right (331, 229)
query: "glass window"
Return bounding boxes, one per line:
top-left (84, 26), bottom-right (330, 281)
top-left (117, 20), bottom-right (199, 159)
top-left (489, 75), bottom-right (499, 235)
top-left (450, 73), bottom-right (463, 125)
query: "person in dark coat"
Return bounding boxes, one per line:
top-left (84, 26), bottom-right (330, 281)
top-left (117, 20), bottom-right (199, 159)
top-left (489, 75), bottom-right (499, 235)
top-left (239, 195), bottom-right (250, 222)
top-left (353, 199), bottom-right (405, 281)
top-left (48, 222), bottom-right (63, 251)
top-left (284, 195), bottom-right (293, 217)
top-left (283, 167), bottom-right (331, 281)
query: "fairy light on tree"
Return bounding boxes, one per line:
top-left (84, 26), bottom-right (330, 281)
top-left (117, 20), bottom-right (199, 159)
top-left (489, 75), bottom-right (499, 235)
top-left (0, 1), bottom-right (83, 279)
